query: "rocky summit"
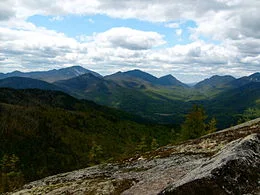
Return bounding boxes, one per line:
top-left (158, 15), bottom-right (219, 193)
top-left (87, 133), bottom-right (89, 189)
top-left (11, 118), bottom-right (260, 195)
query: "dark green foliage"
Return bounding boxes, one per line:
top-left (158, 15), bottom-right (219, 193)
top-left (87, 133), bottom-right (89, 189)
top-left (0, 88), bottom-right (173, 189)
top-left (181, 105), bottom-right (217, 140)
top-left (181, 105), bottom-right (208, 139)
top-left (151, 138), bottom-right (159, 150)
top-left (0, 154), bottom-right (24, 193)
top-left (88, 141), bottom-right (104, 165)
top-left (206, 118), bottom-right (217, 134)
top-left (204, 82), bottom-right (260, 128)
top-left (238, 107), bottom-right (260, 124)
top-left (136, 136), bottom-right (148, 153)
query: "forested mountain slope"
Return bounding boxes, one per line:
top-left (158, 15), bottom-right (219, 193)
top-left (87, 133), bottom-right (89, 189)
top-left (0, 88), bottom-right (173, 191)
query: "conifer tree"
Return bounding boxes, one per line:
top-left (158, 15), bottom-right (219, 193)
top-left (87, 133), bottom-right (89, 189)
top-left (151, 138), bottom-right (159, 150)
top-left (181, 105), bottom-right (207, 139)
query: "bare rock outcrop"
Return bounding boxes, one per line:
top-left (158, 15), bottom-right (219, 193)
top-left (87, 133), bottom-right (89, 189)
top-left (11, 118), bottom-right (260, 195)
top-left (160, 133), bottom-right (260, 195)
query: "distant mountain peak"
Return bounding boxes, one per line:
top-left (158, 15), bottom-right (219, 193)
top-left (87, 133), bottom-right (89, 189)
top-left (65, 65), bottom-right (88, 71)
top-left (195, 75), bottom-right (236, 89)
top-left (157, 74), bottom-right (187, 87)
top-left (124, 69), bottom-right (152, 75)
top-left (71, 65), bottom-right (84, 68)
top-left (123, 69), bottom-right (158, 83)
top-left (160, 74), bottom-right (174, 78)
top-left (12, 70), bottom-right (23, 74)
top-left (0, 66), bottom-right (102, 82)
top-left (250, 72), bottom-right (260, 76)
top-left (248, 72), bottom-right (260, 81)
top-left (107, 71), bottom-right (123, 77)
top-left (126, 69), bottom-right (145, 73)
top-left (62, 66), bottom-right (91, 76)
top-left (105, 71), bottom-right (187, 87)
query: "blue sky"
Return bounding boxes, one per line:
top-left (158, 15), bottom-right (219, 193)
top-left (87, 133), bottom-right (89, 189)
top-left (0, 0), bottom-right (259, 83)
top-left (27, 14), bottom-right (198, 47)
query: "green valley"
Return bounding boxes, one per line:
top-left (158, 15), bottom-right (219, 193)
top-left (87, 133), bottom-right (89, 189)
top-left (1, 67), bottom-right (259, 128)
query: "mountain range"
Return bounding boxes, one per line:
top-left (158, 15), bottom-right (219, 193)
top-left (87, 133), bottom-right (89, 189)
top-left (0, 66), bottom-right (259, 128)
top-left (0, 66), bottom-right (102, 83)
top-left (0, 66), bottom-right (259, 193)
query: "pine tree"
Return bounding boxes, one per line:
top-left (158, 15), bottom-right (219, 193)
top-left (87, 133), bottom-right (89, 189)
top-left (88, 141), bottom-right (103, 164)
top-left (136, 136), bottom-right (148, 153)
top-left (181, 105), bottom-right (207, 139)
top-left (151, 138), bottom-right (159, 150)
top-left (207, 118), bottom-right (217, 133)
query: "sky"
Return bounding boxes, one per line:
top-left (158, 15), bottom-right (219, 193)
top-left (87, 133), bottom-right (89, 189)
top-left (0, 0), bottom-right (259, 83)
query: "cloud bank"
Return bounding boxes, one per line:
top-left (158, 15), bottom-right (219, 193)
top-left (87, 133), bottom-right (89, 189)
top-left (0, 0), bottom-right (259, 82)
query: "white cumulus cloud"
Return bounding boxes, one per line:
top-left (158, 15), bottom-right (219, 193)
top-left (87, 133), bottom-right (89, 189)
top-left (88, 27), bottom-right (166, 50)
top-left (0, 0), bottom-right (259, 82)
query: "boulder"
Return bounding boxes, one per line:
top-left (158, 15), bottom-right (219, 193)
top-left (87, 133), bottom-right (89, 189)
top-left (159, 134), bottom-right (260, 195)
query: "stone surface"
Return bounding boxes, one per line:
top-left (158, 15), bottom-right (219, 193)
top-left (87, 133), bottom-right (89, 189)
top-left (10, 118), bottom-right (260, 195)
top-left (160, 133), bottom-right (260, 195)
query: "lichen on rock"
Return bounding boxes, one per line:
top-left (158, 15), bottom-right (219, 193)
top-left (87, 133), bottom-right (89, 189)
top-left (159, 133), bottom-right (260, 195)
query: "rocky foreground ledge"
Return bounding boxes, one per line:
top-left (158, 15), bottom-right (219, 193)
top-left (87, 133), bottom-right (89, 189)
top-left (11, 118), bottom-right (260, 195)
